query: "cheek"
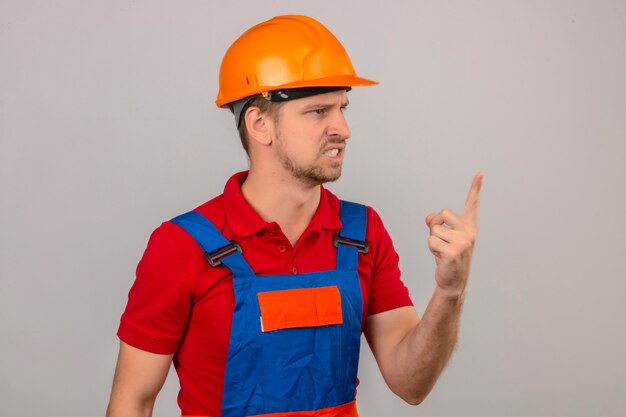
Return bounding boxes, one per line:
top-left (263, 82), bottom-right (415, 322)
top-left (280, 127), bottom-right (324, 158)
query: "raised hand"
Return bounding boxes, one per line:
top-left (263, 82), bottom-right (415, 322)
top-left (425, 172), bottom-right (484, 300)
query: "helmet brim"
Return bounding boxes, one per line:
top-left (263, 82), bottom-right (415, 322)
top-left (216, 75), bottom-right (378, 107)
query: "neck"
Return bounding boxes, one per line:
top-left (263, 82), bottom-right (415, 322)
top-left (241, 167), bottom-right (321, 246)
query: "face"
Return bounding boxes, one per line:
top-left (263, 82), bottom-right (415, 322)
top-left (271, 90), bottom-right (351, 185)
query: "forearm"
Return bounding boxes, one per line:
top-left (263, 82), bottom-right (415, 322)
top-left (391, 287), bottom-right (464, 404)
top-left (367, 173), bottom-right (482, 405)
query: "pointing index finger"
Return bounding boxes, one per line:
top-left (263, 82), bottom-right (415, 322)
top-left (462, 171), bottom-right (484, 224)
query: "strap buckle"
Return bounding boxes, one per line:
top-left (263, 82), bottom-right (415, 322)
top-left (333, 233), bottom-right (369, 254)
top-left (204, 241), bottom-right (242, 267)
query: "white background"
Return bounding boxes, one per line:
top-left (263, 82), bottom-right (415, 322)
top-left (1, 1), bottom-right (625, 416)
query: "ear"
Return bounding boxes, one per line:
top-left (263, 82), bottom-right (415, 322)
top-left (244, 106), bottom-right (273, 147)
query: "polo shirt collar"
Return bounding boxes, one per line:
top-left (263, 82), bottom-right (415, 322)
top-left (222, 171), bottom-right (342, 237)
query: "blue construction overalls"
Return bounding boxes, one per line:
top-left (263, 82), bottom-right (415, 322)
top-left (171, 200), bottom-right (368, 417)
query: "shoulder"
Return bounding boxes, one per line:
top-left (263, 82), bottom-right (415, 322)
top-left (322, 187), bottom-right (381, 222)
top-left (143, 193), bottom-right (227, 265)
top-left (324, 188), bottom-right (389, 238)
top-left (322, 188), bottom-right (387, 239)
top-left (323, 189), bottom-right (394, 260)
top-left (193, 193), bottom-right (228, 230)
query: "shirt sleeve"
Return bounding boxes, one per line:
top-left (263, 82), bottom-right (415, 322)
top-left (117, 223), bottom-right (192, 354)
top-left (365, 206), bottom-right (413, 315)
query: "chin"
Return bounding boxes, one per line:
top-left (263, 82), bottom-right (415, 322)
top-left (322, 165), bottom-right (343, 183)
top-left (324, 172), bottom-right (342, 183)
top-left (297, 169), bottom-right (341, 186)
top-left (285, 159), bottom-right (343, 185)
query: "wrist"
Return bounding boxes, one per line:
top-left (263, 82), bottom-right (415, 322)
top-left (434, 285), bottom-right (466, 304)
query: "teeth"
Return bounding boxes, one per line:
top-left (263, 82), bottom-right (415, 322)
top-left (324, 149), bottom-right (339, 157)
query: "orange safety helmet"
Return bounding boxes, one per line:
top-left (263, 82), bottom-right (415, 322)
top-left (215, 15), bottom-right (378, 108)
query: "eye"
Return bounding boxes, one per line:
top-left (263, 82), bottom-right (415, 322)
top-left (310, 108), bottom-right (325, 115)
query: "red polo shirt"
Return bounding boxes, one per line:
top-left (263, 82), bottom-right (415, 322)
top-left (117, 171), bottom-right (412, 416)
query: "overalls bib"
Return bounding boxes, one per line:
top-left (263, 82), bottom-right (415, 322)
top-left (171, 200), bottom-right (367, 417)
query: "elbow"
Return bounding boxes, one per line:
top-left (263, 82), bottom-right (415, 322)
top-left (403, 394), bottom-right (426, 406)
top-left (392, 383), bottom-right (432, 406)
top-left (390, 385), bottom-right (429, 406)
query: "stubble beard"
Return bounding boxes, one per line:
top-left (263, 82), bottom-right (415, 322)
top-left (281, 157), bottom-right (342, 186)
top-left (276, 133), bottom-right (344, 186)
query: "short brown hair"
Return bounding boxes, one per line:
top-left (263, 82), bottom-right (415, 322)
top-left (235, 98), bottom-right (285, 155)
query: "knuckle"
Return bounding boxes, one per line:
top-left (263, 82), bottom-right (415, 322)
top-left (431, 219), bottom-right (443, 228)
top-left (464, 226), bottom-right (477, 241)
top-left (446, 247), bottom-right (460, 259)
top-left (459, 239), bottom-right (472, 251)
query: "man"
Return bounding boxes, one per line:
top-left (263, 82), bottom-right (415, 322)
top-left (106, 15), bottom-right (483, 417)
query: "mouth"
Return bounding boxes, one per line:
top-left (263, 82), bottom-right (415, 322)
top-left (322, 144), bottom-right (345, 160)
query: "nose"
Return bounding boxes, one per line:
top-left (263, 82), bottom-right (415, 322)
top-left (326, 110), bottom-right (351, 140)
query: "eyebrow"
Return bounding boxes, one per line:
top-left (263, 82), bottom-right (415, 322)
top-left (302, 99), bottom-right (350, 110)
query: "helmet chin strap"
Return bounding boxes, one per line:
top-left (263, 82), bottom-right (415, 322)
top-left (232, 87), bottom-right (351, 127)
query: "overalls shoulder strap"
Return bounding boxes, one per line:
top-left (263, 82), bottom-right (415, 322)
top-left (336, 200), bottom-right (368, 271)
top-left (171, 201), bottom-right (367, 274)
top-left (170, 211), bottom-right (254, 277)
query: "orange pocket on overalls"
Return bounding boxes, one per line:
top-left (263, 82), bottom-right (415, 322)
top-left (257, 286), bottom-right (343, 332)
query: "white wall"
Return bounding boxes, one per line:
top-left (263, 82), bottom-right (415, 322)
top-left (1, 1), bottom-right (625, 416)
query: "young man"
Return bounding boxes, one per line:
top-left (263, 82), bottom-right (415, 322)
top-left (107, 15), bottom-right (483, 417)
